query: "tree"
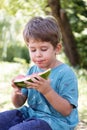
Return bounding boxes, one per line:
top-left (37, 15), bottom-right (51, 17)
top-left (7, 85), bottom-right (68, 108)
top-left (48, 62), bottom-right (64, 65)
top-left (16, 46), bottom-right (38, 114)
top-left (47, 0), bottom-right (80, 66)
top-left (47, 0), bottom-right (87, 68)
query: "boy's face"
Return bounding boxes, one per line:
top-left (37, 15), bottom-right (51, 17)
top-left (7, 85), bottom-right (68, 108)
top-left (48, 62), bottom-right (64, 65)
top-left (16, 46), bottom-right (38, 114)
top-left (27, 39), bottom-right (61, 69)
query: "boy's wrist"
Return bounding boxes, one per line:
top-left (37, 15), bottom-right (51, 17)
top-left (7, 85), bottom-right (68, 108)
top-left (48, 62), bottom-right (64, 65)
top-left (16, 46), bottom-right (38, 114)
top-left (43, 87), bottom-right (53, 96)
top-left (13, 89), bottom-right (21, 95)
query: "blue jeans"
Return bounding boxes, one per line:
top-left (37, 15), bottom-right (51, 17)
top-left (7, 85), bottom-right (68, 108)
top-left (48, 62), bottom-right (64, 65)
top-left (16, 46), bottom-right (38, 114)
top-left (0, 109), bottom-right (52, 130)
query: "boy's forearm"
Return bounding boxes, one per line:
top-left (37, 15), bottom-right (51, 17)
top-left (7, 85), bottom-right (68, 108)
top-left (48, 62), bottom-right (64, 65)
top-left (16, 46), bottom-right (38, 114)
top-left (44, 88), bottom-right (73, 116)
top-left (11, 91), bottom-right (26, 108)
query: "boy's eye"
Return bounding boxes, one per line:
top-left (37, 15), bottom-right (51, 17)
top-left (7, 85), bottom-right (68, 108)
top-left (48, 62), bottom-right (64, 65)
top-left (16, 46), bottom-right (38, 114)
top-left (41, 48), bottom-right (48, 51)
top-left (30, 47), bottom-right (48, 52)
top-left (30, 48), bottom-right (36, 52)
top-left (31, 49), bottom-right (36, 52)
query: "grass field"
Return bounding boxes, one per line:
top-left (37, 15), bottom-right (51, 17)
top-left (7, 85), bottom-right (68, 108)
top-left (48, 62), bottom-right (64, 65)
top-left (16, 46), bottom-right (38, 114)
top-left (0, 61), bottom-right (87, 129)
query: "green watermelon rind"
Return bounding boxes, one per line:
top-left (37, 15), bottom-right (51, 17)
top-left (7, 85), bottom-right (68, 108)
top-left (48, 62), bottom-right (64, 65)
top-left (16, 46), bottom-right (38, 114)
top-left (14, 68), bottom-right (51, 88)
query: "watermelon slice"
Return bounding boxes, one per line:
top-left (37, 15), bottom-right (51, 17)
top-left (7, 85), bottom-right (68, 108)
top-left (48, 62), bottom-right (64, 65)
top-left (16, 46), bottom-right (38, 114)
top-left (14, 68), bottom-right (51, 88)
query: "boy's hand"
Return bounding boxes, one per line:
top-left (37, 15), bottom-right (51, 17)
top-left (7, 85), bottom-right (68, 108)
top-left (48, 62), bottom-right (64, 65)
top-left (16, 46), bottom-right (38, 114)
top-left (24, 74), bottom-right (52, 95)
top-left (11, 75), bottom-right (27, 108)
top-left (11, 75), bottom-right (25, 94)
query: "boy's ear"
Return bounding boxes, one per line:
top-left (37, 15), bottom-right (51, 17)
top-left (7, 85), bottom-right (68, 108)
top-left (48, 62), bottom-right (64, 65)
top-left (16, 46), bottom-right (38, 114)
top-left (55, 43), bottom-right (62, 54)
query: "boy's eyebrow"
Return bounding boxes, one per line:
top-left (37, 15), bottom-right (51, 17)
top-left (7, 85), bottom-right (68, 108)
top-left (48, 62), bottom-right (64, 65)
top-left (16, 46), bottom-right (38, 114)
top-left (29, 45), bottom-right (48, 48)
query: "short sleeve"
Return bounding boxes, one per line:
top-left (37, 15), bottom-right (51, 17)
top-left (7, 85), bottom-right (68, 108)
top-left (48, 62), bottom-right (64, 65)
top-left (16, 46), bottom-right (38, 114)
top-left (59, 69), bottom-right (78, 108)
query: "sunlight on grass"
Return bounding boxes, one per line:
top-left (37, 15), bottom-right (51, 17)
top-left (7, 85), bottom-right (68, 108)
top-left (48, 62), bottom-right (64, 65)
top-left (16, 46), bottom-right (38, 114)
top-left (78, 78), bottom-right (87, 122)
top-left (0, 61), bottom-right (28, 111)
top-left (0, 62), bottom-right (28, 82)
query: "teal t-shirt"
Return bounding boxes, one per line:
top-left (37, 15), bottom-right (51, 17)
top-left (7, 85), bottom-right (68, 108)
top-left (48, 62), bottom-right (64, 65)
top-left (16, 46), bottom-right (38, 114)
top-left (20, 64), bottom-right (79, 130)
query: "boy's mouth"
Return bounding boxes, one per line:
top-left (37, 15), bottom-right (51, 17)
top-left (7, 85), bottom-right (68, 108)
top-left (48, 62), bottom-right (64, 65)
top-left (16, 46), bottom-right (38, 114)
top-left (36, 60), bottom-right (46, 64)
top-left (36, 61), bottom-right (43, 64)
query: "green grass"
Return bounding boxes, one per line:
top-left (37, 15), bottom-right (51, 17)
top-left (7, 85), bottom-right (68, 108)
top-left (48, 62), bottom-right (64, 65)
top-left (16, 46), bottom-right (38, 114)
top-left (0, 61), bottom-right (28, 111)
top-left (0, 61), bottom-right (87, 129)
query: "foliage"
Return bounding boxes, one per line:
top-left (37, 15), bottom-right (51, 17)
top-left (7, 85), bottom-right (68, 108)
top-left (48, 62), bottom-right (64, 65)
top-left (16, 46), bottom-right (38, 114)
top-left (60, 0), bottom-right (87, 68)
top-left (0, 44), bottom-right (29, 63)
top-left (0, 9), bottom-right (25, 61)
top-left (0, 0), bottom-right (46, 63)
top-left (0, 0), bottom-right (87, 68)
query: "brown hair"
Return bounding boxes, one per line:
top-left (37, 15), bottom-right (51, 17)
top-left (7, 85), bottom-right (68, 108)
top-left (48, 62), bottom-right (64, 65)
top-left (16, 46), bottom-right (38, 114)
top-left (23, 16), bottom-right (62, 48)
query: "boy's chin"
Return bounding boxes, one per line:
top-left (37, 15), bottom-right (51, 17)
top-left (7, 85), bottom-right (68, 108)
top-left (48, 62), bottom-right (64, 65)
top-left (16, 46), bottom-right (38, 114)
top-left (38, 65), bottom-right (50, 70)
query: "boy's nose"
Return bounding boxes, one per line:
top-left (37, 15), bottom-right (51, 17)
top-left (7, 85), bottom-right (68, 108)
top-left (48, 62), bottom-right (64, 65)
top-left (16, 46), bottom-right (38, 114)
top-left (36, 50), bottom-right (42, 57)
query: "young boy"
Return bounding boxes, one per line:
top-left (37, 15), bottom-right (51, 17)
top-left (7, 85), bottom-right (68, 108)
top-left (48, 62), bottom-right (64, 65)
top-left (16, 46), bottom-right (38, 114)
top-left (0, 16), bottom-right (79, 130)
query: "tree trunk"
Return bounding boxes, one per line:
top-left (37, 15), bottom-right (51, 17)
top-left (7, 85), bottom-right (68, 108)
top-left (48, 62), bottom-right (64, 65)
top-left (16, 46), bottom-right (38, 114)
top-left (48, 0), bottom-right (80, 66)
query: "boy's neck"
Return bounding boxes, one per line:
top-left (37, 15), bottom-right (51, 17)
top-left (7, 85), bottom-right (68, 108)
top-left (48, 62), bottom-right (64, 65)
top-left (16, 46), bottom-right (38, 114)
top-left (51, 60), bottom-right (63, 69)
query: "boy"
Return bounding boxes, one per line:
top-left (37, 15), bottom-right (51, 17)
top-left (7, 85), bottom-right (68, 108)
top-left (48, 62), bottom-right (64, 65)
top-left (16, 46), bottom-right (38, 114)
top-left (0, 16), bottom-right (79, 130)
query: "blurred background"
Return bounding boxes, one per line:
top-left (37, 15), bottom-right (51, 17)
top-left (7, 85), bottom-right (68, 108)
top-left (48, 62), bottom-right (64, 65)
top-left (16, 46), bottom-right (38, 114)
top-left (0, 0), bottom-right (87, 129)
